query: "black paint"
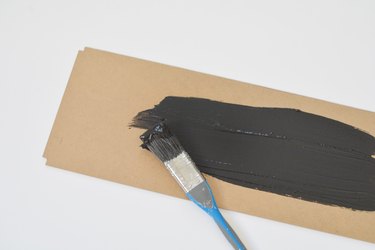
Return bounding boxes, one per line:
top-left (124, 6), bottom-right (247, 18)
top-left (131, 96), bottom-right (375, 211)
top-left (140, 122), bottom-right (184, 162)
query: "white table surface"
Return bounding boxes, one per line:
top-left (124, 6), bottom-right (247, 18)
top-left (1, 1), bottom-right (374, 249)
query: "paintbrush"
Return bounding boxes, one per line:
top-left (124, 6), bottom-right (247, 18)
top-left (140, 122), bottom-right (247, 250)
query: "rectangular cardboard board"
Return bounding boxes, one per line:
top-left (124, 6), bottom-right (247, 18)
top-left (44, 48), bottom-right (375, 243)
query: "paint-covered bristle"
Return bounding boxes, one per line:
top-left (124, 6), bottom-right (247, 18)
top-left (140, 122), bottom-right (184, 162)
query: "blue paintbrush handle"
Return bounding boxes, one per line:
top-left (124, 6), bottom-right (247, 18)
top-left (211, 207), bottom-right (246, 250)
top-left (186, 181), bottom-right (247, 250)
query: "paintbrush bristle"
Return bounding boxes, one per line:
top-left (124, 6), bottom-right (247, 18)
top-left (140, 122), bottom-right (184, 162)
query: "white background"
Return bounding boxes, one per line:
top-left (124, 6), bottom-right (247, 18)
top-left (1, 1), bottom-right (374, 249)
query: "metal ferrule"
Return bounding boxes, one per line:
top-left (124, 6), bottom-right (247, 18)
top-left (164, 151), bottom-right (205, 193)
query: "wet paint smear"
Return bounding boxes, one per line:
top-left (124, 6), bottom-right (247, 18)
top-left (131, 96), bottom-right (375, 211)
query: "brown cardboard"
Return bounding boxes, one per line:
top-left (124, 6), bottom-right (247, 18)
top-left (44, 48), bottom-right (375, 243)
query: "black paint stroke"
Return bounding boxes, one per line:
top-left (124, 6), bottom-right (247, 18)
top-left (131, 96), bottom-right (375, 211)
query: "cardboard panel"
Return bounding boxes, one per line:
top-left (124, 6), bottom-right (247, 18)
top-left (44, 48), bottom-right (375, 243)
